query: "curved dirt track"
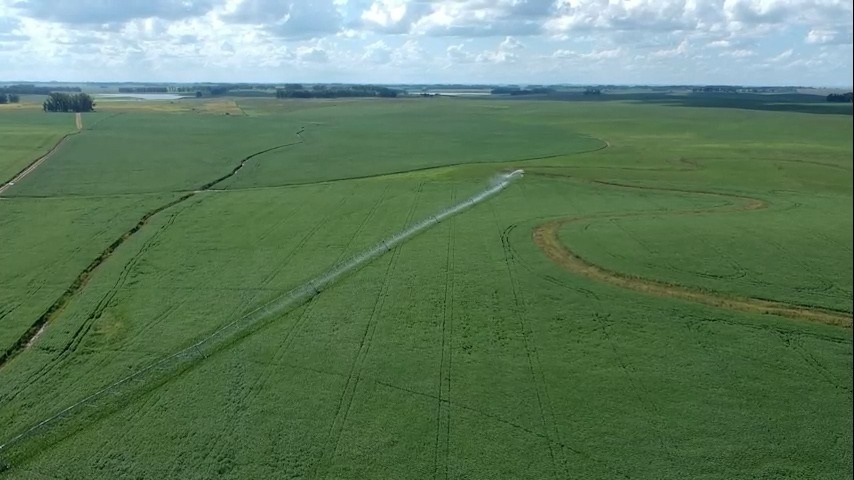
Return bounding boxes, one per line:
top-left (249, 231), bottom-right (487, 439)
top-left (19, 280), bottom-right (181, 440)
top-left (530, 174), bottom-right (852, 328)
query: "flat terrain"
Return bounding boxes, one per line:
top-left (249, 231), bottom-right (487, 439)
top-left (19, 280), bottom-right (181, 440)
top-left (0, 95), bottom-right (851, 479)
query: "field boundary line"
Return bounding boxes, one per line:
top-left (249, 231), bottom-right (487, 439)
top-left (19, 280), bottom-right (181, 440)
top-left (530, 175), bottom-right (852, 327)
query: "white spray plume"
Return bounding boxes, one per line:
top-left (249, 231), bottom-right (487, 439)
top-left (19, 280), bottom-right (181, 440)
top-left (0, 169), bottom-right (523, 454)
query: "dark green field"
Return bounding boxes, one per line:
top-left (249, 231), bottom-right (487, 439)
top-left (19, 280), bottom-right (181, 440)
top-left (0, 95), bottom-right (851, 479)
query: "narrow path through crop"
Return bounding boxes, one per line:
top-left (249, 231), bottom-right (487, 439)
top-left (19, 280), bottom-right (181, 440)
top-left (530, 175), bottom-right (852, 327)
top-left (0, 128), bottom-right (305, 369)
top-left (0, 113), bottom-right (82, 196)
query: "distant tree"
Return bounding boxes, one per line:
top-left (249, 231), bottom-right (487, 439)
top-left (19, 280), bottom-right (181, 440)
top-left (195, 91), bottom-right (203, 98)
top-left (275, 84), bottom-right (399, 99)
top-left (8, 94), bottom-right (19, 103)
top-left (0, 94), bottom-right (7, 104)
top-left (1, 84), bottom-right (80, 95)
top-left (583, 88), bottom-right (601, 95)
top-left (827, 92), bottom-right (853, 103)
top-left (43, 92), bottom-right (95, 112)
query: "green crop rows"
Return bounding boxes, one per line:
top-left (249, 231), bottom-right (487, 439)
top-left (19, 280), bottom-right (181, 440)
top-left (0, 96), bottom-right (850, 479)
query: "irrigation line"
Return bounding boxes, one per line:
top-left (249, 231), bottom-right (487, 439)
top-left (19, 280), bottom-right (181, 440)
top-left (0, 169), bottom-right (524, 457)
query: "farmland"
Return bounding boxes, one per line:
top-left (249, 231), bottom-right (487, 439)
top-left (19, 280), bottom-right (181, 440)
top-left (0, 95), bottom-right (851, 479)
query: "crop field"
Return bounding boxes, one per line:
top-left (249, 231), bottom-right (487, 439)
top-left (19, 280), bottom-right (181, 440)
top-left (0, 96), bottom-right (851, 479)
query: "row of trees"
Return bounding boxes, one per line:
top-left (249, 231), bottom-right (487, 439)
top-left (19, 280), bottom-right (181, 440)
top-left (43, 93), bottom-right (95, 112)
top-left (1, 84), bottom-right (81, 95)
top-left (276, 84), bottom-right (399, 98)
top-left (826, 92), bottom-right (853, 103)
top-left (117, 85), bottom-right (232, 95)
top-left (0, 94), bottom-right (20, 104)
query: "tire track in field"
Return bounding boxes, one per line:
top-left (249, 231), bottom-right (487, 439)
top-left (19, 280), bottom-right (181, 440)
top-left (433, 186), bottom-right (456, 480)
top-left (490, 201), bottom-right (565, 480)
top-left (195, 185), bottom-right (391, 471)
top-left (775, 331), bottom-right (852, 393)
top-left (372, 380), bottom-right (632, 479)
top-left (239, 185), bottom-right (349, 308)
top-left (0, 130), bottom-right (306, 371)
top-left (530, 174), bottom-right (852, 328)
top-left (312, 183), bottom-right (424, 478)
top-left (591, 312), bottom-right (676, 461)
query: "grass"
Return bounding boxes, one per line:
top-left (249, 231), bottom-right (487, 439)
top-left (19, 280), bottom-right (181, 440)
top-left (0, 110), bottom-right (76, 183)
top-left (0, 96), bottom-right (851, 479)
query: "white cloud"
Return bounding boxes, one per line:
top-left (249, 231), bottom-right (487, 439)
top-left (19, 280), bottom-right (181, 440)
top-left (0, 0), bottom-right (850, 85)
top-left (446, 43), bottom-right (475, 63)
top-left (362, 40), bottom-right (392, 63)
top-left (360, 0), bottom-right (431, 33)
top-left (226, 0), bottom-right (342, 39)
top-left (296, 45), bottom-right (329, 63)
top-left (649, 39), bottom-right (689, 58)
top-left (11, 0), bottom-right (218, 25)
top-left (769, 48), bottom-right (793, 61)
top-left (719, 48), bottom-right (756, 58)
top-left (805, 28), bottom-right (851, 45)
top-left (476, 36), bottom-right (524, 63)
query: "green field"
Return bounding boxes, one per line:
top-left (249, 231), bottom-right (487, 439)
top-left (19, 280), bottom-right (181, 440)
top-left (0, 96), bottom-right (851, 479)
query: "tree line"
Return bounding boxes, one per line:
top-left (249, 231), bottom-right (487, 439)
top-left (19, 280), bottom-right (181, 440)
top-left (0, 94), bottom-right (20, 104)
top-left (1, 84), bottom-right (81, 95)
top-left (43, 93), bottom-right (95, 112)
top-left (276, 84), bottom-right (399, 98)
top-left (826, 92), bottom-right (852, 103)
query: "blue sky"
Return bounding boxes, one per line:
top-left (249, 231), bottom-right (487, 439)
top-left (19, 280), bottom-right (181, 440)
top-left (0, 0), bottom-right (851, 86)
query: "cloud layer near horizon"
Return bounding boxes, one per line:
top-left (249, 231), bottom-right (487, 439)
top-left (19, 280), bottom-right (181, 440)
top-left (0, 0), bottom-right (851, 86)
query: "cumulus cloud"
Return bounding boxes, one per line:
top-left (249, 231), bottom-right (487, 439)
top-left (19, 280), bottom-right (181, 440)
top-left (412, 0), bottom-right (555, 37)
top-left (362, 39), bottom-right (392, 63)
top-left (296, 45), bottom-right (329, 63)
top-left (446, 43), bottom-right (475, 63)
top-left (805, 28), bottom-right (852, 45)
top-left (769, 48), bottom-right (793, 62)
top-left (476, 36), bottom-right (524, 63)
top-left (12, 0), bottom-right (218, 25)
top-left (0, 0), bottom-right (850, 85)
top-left (360, 0), bottom-right (432, 34)
top-left (719, 48), bottom-right (756, 58)
top-left (225, 0), bottom-right (342, 38)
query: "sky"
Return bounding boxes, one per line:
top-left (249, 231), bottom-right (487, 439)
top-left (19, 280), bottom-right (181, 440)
top-left (0, 0), bottom-right (851, 86)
